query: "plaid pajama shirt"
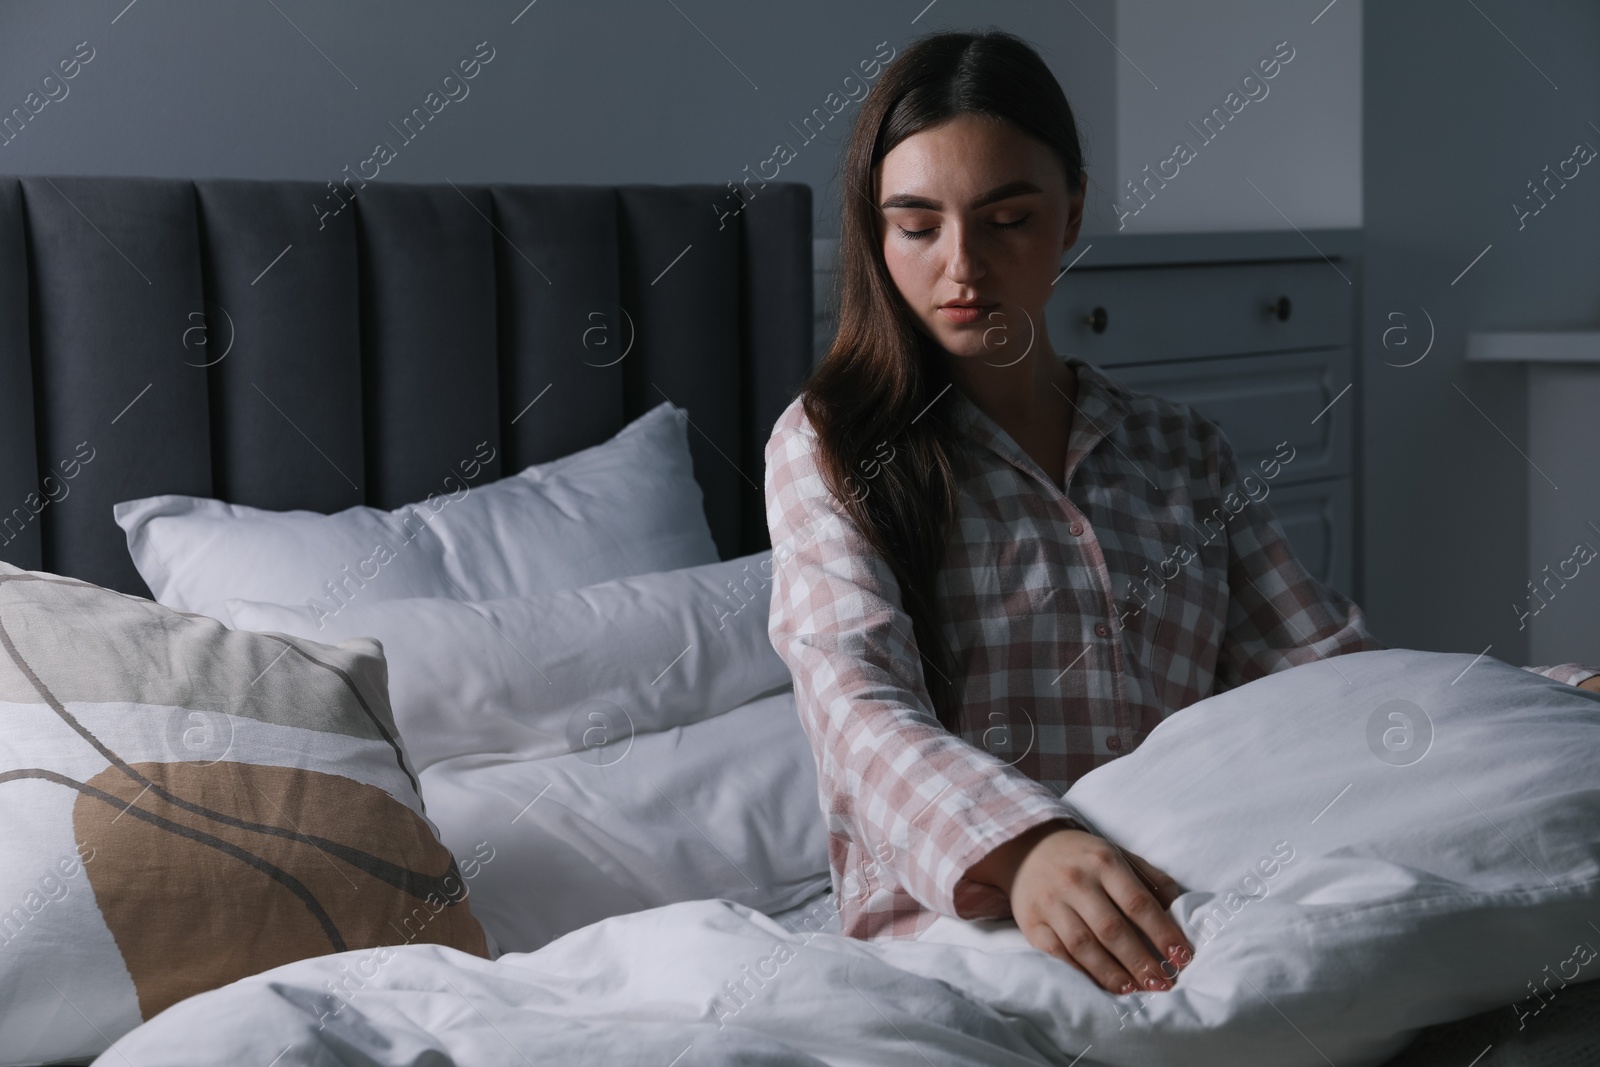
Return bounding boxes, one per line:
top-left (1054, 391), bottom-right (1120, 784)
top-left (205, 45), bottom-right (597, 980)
top-left (764, 357), bottom-right (1600, 940)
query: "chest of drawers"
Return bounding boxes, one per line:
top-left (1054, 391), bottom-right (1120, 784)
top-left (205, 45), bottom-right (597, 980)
top-left (1045, 231), bottom-right (1362, 600)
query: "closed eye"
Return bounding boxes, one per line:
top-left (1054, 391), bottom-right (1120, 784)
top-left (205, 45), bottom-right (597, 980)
top-left (895, 215), bottom-right (1031, 241)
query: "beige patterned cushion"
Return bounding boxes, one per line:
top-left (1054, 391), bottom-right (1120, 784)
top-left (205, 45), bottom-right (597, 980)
top-left (0, 563), bottom-right (488, 1065)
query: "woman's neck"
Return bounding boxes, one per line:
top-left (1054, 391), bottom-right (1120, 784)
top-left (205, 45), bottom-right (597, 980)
top-left (946, 346), bottom-right (1076, 432)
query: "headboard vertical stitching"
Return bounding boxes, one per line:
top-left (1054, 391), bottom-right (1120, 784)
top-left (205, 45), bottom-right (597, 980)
top-left (0, 177), bottom-right (811, 591)
top-left (194, 181), bottom-right (225, 503)
top-left (354, 193), bottom-right (375, 509)
top-left (19, 182), bottom-right (47, 574)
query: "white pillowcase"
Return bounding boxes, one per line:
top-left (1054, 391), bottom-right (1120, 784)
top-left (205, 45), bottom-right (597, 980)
top-left (421, 691), bottom-right (831, 953)
top-left (115, 402), bottom-right (718, 625)
top-left (228, 553), bottom-right (789, 772)
top-left (233, 550), bottom-right (828, 953)
top-left (897, 648), bottom-right (1600, 1065)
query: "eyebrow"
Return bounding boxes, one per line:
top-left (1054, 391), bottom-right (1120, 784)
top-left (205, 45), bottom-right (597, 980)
top-left (878, 180), bottom-right (1044, 212)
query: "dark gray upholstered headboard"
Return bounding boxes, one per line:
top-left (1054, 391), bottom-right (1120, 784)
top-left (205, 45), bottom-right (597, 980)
top-left (0, 177), bottom-right (813, 596)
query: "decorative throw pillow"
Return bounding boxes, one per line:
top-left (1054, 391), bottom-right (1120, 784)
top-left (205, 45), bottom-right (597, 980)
top-left (0, 563), bottom-right (489, 1066)
top-left (114, 401), bottom-right (719, 625)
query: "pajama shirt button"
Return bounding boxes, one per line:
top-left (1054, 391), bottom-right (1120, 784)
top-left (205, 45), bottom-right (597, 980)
top-left (1094, 623), bottom-right (1110, 637)
top-left (1069, 521), bottom-right (1085, 536)
top-left (1107, 735), bottom-right (1122, 751)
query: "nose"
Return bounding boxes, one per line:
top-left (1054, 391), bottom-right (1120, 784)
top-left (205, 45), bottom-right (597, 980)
top-left (941, 220), bottom-right (986, 286)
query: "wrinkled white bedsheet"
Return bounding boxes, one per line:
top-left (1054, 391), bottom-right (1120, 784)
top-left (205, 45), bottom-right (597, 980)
top-left (96, 650), bottom-right (1600, 1066)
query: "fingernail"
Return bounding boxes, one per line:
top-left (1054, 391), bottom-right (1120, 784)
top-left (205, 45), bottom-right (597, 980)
top-left (1145, 977), bottom-right (1167, 991)
top-left (1167, 944), bottom-right (1191, 966)
top-left (1119, 980), bottom-right (1136, 994)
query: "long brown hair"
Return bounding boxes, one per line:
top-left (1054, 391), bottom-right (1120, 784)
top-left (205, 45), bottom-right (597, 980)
top-left (801, 30), bottom-right (1085, 732)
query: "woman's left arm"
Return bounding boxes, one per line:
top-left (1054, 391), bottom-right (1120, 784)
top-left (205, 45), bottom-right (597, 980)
top-left (1530, 664), bottom-right (1600, 691)
top-left (1209, 430), bottom-right (1386, 693)
top-left (1207, 430), bottom-right (1600, 692)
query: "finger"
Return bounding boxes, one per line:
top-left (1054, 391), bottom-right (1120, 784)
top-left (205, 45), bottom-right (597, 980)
top-left (1123, 850), bottom-right (1184, 908)
top-left (1108, 853), bottom-right (1191, 957)
top-left (1020, 920), bottom-right (1090, 980)
top-left (1039, 901), bottom-right (1141, 996)
top-left (1102, 862), bottom-right (1193, 977)
top-left (1071, 882), bottom-right (1176, 991)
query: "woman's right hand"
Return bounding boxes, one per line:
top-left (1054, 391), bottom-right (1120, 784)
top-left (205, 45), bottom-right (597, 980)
top-left (968, 820), bottom-right (1193, 994)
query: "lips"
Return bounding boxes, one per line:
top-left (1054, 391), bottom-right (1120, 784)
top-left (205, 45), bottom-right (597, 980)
top-left (937, 301), bottom-right (997, 325)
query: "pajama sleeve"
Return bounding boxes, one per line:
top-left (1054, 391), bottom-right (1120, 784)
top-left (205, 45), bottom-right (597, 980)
top-left (1207, 432), bottom-right (1385, 693)
top-left (764, 408), bottom-right (1078, 920)
top-left (1521, 663), bottom-right (1600, 686)
top-left (1205, 430), bottom-right (1596, 690)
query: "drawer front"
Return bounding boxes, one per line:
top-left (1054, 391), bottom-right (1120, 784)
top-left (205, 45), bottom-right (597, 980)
top-left (1255, 477), bottom-right (1353, 599)
top-left (1102, 348), bottom-right (1353, 483)
top-left (1047, 260), bottom-right (1351, 365)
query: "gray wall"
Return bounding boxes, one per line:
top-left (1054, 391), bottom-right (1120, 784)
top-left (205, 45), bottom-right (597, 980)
top-left (0, 1), bottom-right (1365, 237)
top-left (1362, 1), bottom-right (1600, 665)
top-left (1113, 0), bottom-right (1362, 233)
top-left (1527, 366), bottom-right (1600, 665)
top-left (0, 0), bottom-right (1119, 240)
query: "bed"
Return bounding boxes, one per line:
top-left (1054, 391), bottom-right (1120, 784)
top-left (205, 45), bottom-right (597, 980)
top-left (0, 176), bottom-right (1595, 1066)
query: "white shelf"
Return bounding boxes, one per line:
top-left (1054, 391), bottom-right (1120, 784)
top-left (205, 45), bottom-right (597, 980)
top-left (1465, 331), bottom-right (1600, 363)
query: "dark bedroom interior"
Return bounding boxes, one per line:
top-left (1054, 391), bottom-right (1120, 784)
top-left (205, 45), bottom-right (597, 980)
top-left (0, 2), bottom-right (1596, 1064)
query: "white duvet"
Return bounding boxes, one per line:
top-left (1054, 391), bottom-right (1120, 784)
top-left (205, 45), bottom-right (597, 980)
top-left (96, 650), bottom-right (1600, 1066)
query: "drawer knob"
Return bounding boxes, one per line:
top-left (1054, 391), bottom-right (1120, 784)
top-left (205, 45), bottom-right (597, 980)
top-left (1086, 306), bottom-right (1109, 334)
top-left (1269, 295), bottom-right (1293, 322)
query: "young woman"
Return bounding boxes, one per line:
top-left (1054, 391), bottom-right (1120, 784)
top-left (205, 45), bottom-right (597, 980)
top-left (764, 29), bottom-right (1600, 1000)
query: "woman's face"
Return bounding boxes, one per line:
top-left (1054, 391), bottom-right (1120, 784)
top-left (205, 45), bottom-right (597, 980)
top-left (875, 112), bottom-right (1084, 363)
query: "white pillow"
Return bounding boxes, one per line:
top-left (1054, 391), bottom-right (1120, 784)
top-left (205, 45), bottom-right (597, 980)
top-left (895, 648), bottom-right (1600, 1065)
top-left (114, 402), bottom-right (718, 625)
top-left (421, 690), bottom-right (832, 953)
top-left (227, 552), bottom-right (790, 771)
top-left (233, 551), bottom-right (824, 953)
